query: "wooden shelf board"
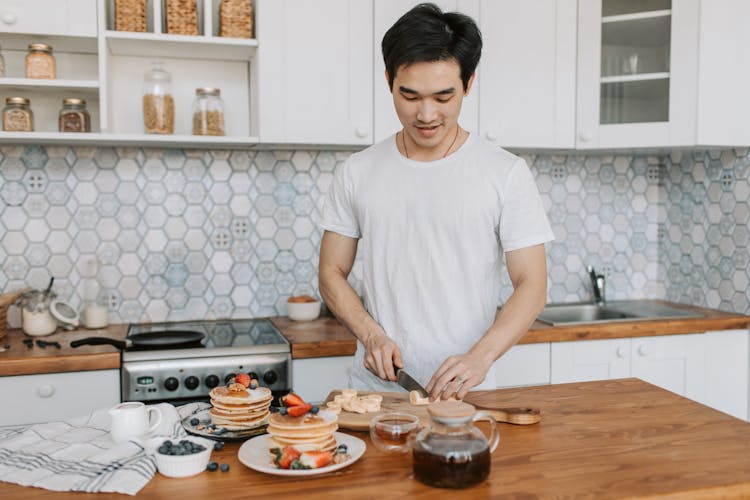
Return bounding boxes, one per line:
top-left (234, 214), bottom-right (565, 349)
top-left (0, 132), bottom-right (259, 148)
top-left (104, 31), bottom-right (258, 61)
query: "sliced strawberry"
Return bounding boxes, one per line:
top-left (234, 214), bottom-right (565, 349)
top-left (276, 446), bottom-right (301, 469)
top-left (295, 451), bottom-right (333, 469)
top-left (286, 403), bottom-right (312, 417)
top-left (282, 392), bottom-right (306, 407)
top-left (235, 373), bottom-right (251, 388)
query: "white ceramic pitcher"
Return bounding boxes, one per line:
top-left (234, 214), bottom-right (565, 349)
top-left (109, 402), bottom-right (162, 443)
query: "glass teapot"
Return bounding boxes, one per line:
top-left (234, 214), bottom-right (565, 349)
top-left (412, 400), bottom-right (500, 489)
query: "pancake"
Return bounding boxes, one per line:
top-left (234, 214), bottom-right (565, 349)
top-left (267, 409), bottom-right (339, 453)
top-left (210, 407), bottom-right (270, 421)
top-left (209, 386), bottom-right (272, 404)
top-left (208, 384), bottom-right (272, 430)
top-left (268, 410), bottom-right (336, 430)
top-left (268, 435), bottom-right (337, 453)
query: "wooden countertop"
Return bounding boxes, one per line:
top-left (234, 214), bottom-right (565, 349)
top-left (2, 378), bottom-right (750, 499)
top-left (1, 300), bottom-right (747, 377)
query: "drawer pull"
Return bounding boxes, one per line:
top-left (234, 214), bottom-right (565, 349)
top-left (355, 126), bottom-right (368, 138)
top-left (616, 347), bottom-right (627, 358)
top-left (637, 345), bottom-right (647, 357)
top-left (1, 12), bottom-right (17, 25)
top-left (37, 384), bottom-right (55, 398)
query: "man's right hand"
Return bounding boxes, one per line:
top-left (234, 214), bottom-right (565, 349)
top-left (363, 329), bottom-right (403, 382)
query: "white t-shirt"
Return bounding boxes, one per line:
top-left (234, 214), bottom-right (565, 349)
top-left (319, 133), bottom-right (554, 392)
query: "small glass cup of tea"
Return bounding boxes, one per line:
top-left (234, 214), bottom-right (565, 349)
top-left (369, 412), bottom-right (420, 453)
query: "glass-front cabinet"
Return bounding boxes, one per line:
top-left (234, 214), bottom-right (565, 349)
top-left (576, 0), bottom-right (699, 149)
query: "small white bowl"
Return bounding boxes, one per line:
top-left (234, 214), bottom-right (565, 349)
top-left (286, 300), bottom-right (321, 321)
top-left (154, 438), bottom-right (212, 478)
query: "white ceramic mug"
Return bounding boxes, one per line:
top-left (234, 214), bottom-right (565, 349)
top-left (109, 402), bottom-right (162, 443)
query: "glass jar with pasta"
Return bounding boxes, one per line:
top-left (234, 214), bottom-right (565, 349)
top-left (192, 87), bottom-right (225, 136)
top-left (26, 43), bottom-right (56, 79)
top-left (3, 97), bottom-right (34, 132)
top-left (142, 62), bottom-right (174, 134)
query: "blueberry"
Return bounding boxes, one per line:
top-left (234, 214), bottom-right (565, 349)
top-left (215, 427), bottom-right (227, 435)
top-left (249, 383), bottom-right (257, 389)
top-left (337, 444), bottom-right (348, 453)
top-left (190, 418), bottom-right (199, 426)
top-left (220, 463), bottom-right (230, 472)
top-left (214, 441), bottom-right (224, 451)
top-left (158, 445), bottom-right (169, 454)
top-left (310, 405), bottom-right (319, 414)
top-left (163, 440), bottom-right (173, 447)
top-left (280, 406), bottom-right (288, 416)
top-left (207, 462), bottom-right (218, 471)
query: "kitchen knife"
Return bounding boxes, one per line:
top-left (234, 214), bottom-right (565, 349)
top-left (396, 367), bottom-right (429, 398)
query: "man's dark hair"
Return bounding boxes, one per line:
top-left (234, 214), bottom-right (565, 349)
top-left (382, 3), bottom-right (482, 91)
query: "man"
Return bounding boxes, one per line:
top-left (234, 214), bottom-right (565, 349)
top-left (318, 3), bottom-right (554, 400)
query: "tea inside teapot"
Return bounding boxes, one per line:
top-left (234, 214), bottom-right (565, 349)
top-left (412, 400), bottom-right (500, 489)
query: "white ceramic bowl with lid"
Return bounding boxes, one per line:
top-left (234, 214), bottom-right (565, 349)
top-left (286, 298), bottom-right (321, 321)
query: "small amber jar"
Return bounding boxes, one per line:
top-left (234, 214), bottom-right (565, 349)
top-left (3, 97), bottom-right (34, 132)
top-left (26, 43), bottom-right (56, 79)
top-left (59, 98), bottom-right (91, 132)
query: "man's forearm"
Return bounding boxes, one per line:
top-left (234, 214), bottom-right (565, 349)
top-left (319, 268), bottom-right (382, 345)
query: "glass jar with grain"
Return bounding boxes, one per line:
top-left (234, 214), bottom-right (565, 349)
top-left (142, 62), bottom-right (174, 134)
top-left (3, 97), bottom-right (34, 132)
top-left (26, 43), bottom-right (56, 79)
top-left (192, 87), bottom-right (225, 136)
top-left (59, 98), bottom-right (91, 132)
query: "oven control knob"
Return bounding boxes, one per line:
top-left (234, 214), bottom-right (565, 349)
top-left (185, 376), bottom-right (200, 390)
top-left (248, 372), bottom-right (259, 381)
top-left (164, 377), bottom-right (179, 391)
top-left (224, 373), bottom-right (236, 384)
top-left (263, 370), bottom-right (278, 385)
top-left (205, 374), bottom-right (220, 388)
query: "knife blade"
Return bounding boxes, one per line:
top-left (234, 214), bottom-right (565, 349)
top-left (396, 367), bottom-right (429, 398)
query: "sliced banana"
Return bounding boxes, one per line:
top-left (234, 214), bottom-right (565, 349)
top-left (409, 390), bottom-right (430, 405)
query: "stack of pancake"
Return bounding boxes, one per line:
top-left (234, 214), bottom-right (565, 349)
top-left (209, 384), bottom-right (273, 430)
top-left (267, 409), bottom-right (339, 452)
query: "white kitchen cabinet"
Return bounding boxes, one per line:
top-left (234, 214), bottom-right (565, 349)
top-left (478, 0), bottom-right (577, 149)
top-left (695, 0), bottom-right (750, 147)
top-left (576, 0), bottom-right (699, 149)
top-left (551, 334), bottom-right (705, 400)
top-left (292, 355), bottom-right (354, 403)
top-left (702, 329), bottom-right (748, 421)
top-left (493, 342), bottom-right (551, 388)
top-left (256, 0), bottom-right (373, 146)
top-left (0, 0), bottom-right (98, 38)
top-left (0, 369), bottom-right (119, 426)
top-left (372, 0), bottom-right (479, 143)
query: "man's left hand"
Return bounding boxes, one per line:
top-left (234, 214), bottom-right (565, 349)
top-left (425, 352), bottom-right (492, 401)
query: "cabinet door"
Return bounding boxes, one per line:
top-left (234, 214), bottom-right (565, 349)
top-left (493, 343), bottom-right (550, 388)
top-left (292, 356), bottom-right (353, 403)
top-left (373, 0), bottom-right (480, 143)
top-left (257, 0), bottom-right (373, 145)
top-left (551, 338), bottom-right (630, 383)
top-left (0, 370), bottom-right (119, 426)
top-left (576, 0), bottom-right (699, 149)
top-left (0, 0), bottom-right (98, 37)
top-left (630, 334), bottom-right (705, 401)
top-left (703, 330), bottom-right (748, 421)
top-left (696, 0), bottom-right (750, 146)
top-left (479, 0), bottom-right (576, 149)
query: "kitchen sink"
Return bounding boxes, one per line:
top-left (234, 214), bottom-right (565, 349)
top-left (536, 300), bottom-right (703, 326)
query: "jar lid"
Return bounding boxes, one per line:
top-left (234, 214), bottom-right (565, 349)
top-left (427, 401), bottom-right (476, 422)
top-left (6, 97), bottom-right (30, 105)
top-left (28, 43), bottom-right (52, 52)
top-left (196, 87), bottom-right (221, 96)
top-left (62, 98), bottom-right (86, 106)
top-left (49, 299), bottom-right (80, 328)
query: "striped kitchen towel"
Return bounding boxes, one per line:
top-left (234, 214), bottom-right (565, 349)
top-left (0, 402), bottom-right (209, 495)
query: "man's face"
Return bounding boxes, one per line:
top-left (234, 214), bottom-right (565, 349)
top-left (390, 59), bottom-right (473, 160)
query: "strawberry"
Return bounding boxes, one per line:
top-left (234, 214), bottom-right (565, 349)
top-left (293, 451), bottom-right (333, 469)
top-left (235, 373), bottom-right (251, 388)
top-left (282, 392), bottom-right (306, 407)
top-left (286, 403), bottom-right (313, 417)
top-left (273, 446), bottom-right (301, 470)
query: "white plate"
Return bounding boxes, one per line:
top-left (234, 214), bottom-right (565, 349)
top-left (237, 432), bottom-right (365, 476)
top-left (182, 407), bottom-right (268, 442)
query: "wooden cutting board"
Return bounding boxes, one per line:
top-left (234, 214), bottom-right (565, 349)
top-left (325, 390), bottom-right (541, 431)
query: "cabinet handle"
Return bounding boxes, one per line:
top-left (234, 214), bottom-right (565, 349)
top-left (486, 131), bottom-right (497, 142)
top-left (37, 384), bottom-right (56, 398)
top-left (616, 347), bottom-right (627, 358)
top-left (637, 345), bottom-right (647, 357)
top-left (1, 12), bottom-right (17, 25)
top-left (355, 127), bottom-right (368, 138)
top-left (579, 131), bottom-right (593, 142)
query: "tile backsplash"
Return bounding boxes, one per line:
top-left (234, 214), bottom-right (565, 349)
top-left (1, 144), bottom-right (749, 325)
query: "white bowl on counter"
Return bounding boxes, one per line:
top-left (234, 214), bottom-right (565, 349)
top-left (286, 299), bottom-right (321, 321)
top-left (153, 438), bottom-right (212, 478)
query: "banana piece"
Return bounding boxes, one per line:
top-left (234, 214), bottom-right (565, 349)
top-left (409, 390), bottom-right (430, 405)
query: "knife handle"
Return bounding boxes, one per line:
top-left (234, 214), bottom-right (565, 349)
top-left (478, 406), bottom-right (541, 425)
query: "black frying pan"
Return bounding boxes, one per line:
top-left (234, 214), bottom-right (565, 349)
top-left (70, 330), bottom-right (204, 350)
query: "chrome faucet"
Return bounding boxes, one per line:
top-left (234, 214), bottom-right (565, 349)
top-left (587, 266), bottom-right (605, 305)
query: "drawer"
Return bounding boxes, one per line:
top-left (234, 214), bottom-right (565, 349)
top-left (0, 0), bottom-right (97, 38)
top-left (0, 369), bottom-right (119, 426)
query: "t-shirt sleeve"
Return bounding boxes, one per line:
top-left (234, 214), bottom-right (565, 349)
top-left (498, 157), bottom-right (555, 252)
top-left (318, 159), bottom-right (361, 239)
